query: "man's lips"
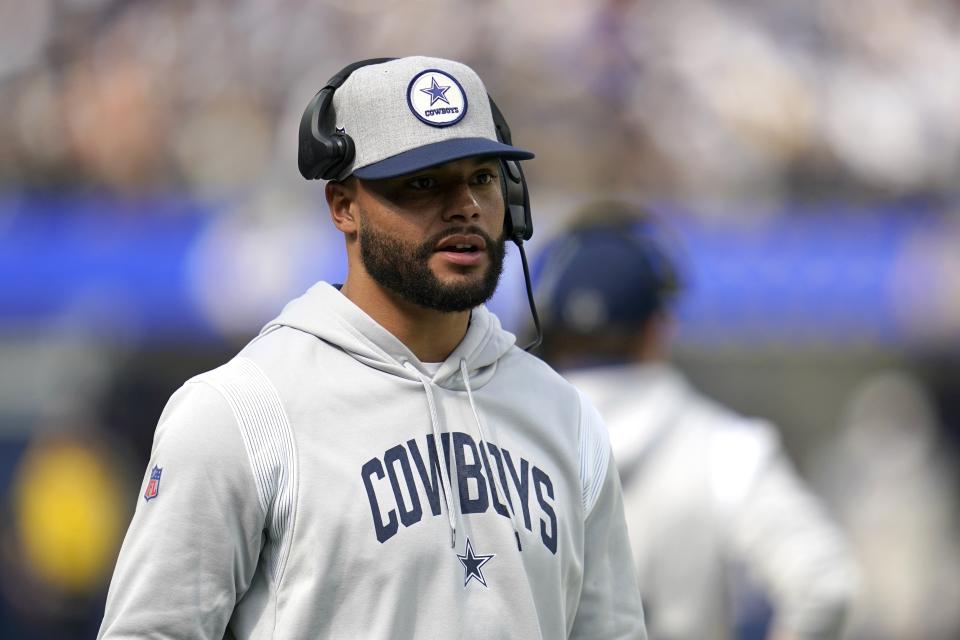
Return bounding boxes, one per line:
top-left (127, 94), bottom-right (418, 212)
top-left (434, 234), bottom-right (487, 253)
top-left (433, 234), bottom-right (487, 266)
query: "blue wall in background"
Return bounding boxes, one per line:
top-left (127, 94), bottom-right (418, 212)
top-left (1, 194), bottom-right (953, 349)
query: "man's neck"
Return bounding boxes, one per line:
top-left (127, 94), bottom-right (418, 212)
top-left (339, 276), bottom-right (470, 363)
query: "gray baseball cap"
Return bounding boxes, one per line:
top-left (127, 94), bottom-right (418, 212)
top-left (332, 56), bottom-right (535, 180)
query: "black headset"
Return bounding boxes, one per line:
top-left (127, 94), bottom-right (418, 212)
top-left (297, 57), bottom-right (533, 243)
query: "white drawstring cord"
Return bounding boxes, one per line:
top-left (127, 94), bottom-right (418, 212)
top-left (459, 359), bottom-right (524, 552)
top-left (404, 362), bottom-right (458, 548)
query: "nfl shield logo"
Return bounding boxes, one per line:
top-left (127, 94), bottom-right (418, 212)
top-left (144, 465), bottom-right (162, 501)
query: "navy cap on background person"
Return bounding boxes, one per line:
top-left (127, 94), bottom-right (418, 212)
top-left (534, 201), bottom-right (682, 366)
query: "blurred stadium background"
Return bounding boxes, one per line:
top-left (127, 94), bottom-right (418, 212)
top-left (1, 0), bottom-right (959, 638)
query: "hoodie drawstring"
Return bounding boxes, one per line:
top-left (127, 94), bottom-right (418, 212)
top-left (460, 359), bottom-right (524, 552)
top-left (405, 362), bottom-right (458, 548)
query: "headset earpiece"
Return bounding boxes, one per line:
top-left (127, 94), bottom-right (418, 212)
top-left (489, 98), bottom-right (533, 242)
top-left (298, 57), bottom-right (396, 181)
top-left (502, 158), bottom-right (533, 242)
top-left (299, 87), bottom-right (353, 180)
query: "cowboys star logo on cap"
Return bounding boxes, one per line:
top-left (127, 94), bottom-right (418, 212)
top-left (407, 69), bottom-right (468, 127)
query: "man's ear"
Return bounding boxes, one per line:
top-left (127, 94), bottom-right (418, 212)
top-left (326, 179), bottom-right (358, 236)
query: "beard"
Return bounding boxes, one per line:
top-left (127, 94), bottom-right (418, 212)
top-left (358, 217), bottom-right (506, 313)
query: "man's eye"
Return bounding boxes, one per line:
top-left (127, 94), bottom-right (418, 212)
top-left (408, 177), bottom-right (436, 190)
top-left (474, 171), bottom-right (498, 185)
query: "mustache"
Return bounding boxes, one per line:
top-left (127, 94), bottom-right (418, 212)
top-left (415, 225), bottom-right (503, 260)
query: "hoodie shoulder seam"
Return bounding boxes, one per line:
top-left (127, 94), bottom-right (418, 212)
top-left (191, 357), bottom-right (300, 589)
top-left (576, 388), bottom-right (611, 518)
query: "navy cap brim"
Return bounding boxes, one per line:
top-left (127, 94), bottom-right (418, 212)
top-left (352, 137), bottom-right (534, 180)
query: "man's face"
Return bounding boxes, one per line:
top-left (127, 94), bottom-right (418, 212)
top-left (351, 157), bottom-right (507, 312)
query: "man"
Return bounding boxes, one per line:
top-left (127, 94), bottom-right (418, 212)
top-left (536, 202), bottom-right (857, 640)
top-left (98, 57), bottom-right (646, 639)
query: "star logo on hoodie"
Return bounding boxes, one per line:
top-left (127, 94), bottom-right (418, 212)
top-left (457, 537), bottom-right (495, 588)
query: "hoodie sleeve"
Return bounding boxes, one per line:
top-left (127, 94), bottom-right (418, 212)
top-left (98, 379), bottom-right (266, 640)
top-left (569, 392), bottom-right (648, 640)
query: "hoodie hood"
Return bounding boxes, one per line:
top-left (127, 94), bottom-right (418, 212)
top-left (261, 281), bottom-right (516, 390)
top-left (565, 362), bottom-right (689, 468)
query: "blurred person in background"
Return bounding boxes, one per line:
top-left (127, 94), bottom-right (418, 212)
top-left (810, 370), bottom-right (960, 640)
top-left (535, 201), bottom-right (857, 640)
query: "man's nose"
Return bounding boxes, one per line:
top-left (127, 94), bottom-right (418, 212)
top-left (441, 181), bottom-right (482, 223)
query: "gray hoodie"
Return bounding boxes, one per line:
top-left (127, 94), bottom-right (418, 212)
top-left (98, 282), bottom-right (646, 639)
